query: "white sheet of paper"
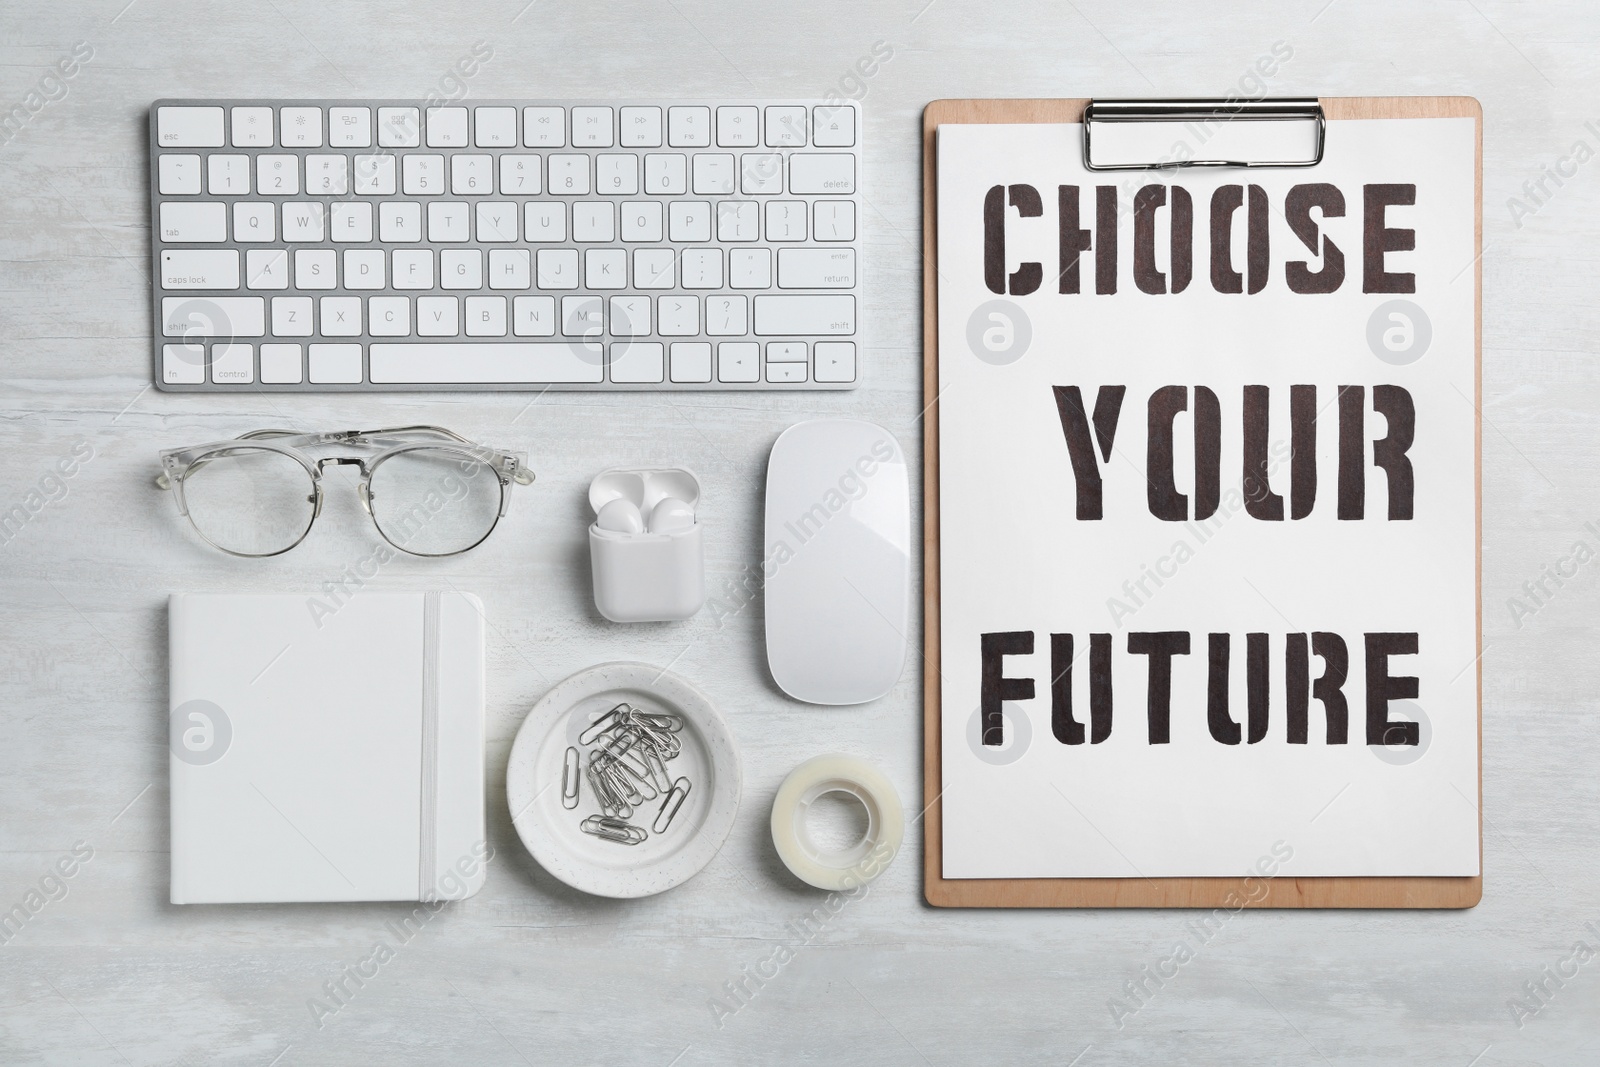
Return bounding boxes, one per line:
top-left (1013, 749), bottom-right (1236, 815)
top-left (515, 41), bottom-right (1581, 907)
top-left (936, 118), bottom-right (1479, 878)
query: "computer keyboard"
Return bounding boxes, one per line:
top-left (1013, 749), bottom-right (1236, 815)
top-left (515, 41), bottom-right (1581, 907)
top-left (148, 99), bottom-right (862, 391)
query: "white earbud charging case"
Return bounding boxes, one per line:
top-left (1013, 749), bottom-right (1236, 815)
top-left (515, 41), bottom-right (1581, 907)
top-left (588, 468), bottom-right (705, 623)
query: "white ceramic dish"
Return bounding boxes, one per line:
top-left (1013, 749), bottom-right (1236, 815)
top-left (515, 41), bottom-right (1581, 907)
top-left (507, 662), bottom-right (741, 898)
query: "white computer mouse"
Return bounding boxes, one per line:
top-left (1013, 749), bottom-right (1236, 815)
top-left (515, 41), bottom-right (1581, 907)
top-left (763, 419), bottom-right (910, 705)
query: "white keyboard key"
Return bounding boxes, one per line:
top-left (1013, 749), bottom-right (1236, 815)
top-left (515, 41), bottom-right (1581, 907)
top-left (465, 296), bottom-right (508, 336)
top-left (392, 249), bottom-right (434, 289)
top-left (309, 343), bottom-right (363, 384)
top-left (693, 154), bottom-right (735, 195)
top-left (766, 361), bottom-right (806, 384)
top-left (656, 294), bottom-right (700, 335)
top-left (307, 154), bottom-right (349, 195)
top-left (767, 341), bottom-right (806, 362)
top-left (320, 296), bottom-right (362, 336)
top-left (452, 154), bottom-right (493, 194)
top-left (426, 107), bottom-right (469, 147)
top-left (705, 294), bottom-right (748, 336)
top-left (474, 107), bottom-right (517, 147)
top-left (572, 106), bottom-right (614, 147)
top-left (232, 202), bottom-right (276, 242)
top-left (634, 248), bottom-right (676, 289)
top-left (160, 249), bottom-right (239, 290)
top-left (609, 295), bottom-right (651, 337)
top-left (163, 344), bottom-right (205, 384)
top-left (524, 202), bottom-right (566, 241)
top-left (585, 248), bottom-right (626, 289)
top-left (260, 343), bottom-right (303, 383)
top-left (621, 201), bottom-right (663, 242)
top-left (561, 296), bottom-right (603, 338)
top-left (158, 154), bottom-right (202, 194)
top-left (230, 107), bottom-right (273, 147)
top-left (596, 154), bottom-right (638, 194)
top-left (370, 342), bottom-right (603, 384)
top-left (620, 106), bottom-right (662, 147)
top-left (211, 342), bottom-right (253, 384)
top-left (717, 200), bottom-right (758, 241)
top-left (670, 342), bottom-right (712, 383)
top-left (499, 154), bottom-right (542, 194)
top-left (378, 107), bottom-right (420, 147)
top-left (765, 200), bottom-right (806, 241)
top-left (257, 154), bottom-right (299, 195)
top-left (476, 202), bottom-right (519, 242)
top-left (402, 154), bottom-right (445, 195)
top-left (417, 296), bottom-right (459, 336)
top-left (740, 153), bottom-right (784, 194)
top-left (283, 202), bottom-right (326, 241)
top-left (330, 202), bottom-right (372, 242)
top-left (441, 249), bottom-right (483, 289)
top-left (729, 248), bottom-right (771, 289)
top-left (537, 249), bottom-right (579, 289)
top-left (329, 107), bottom-right (372, 147)
top-left (716, 106), bottom-right (759, 147)
top-left (813, 199), bottom-right (855, 241)
top-left (681, 248), bottom-right (723, 289)
top-left (294, 249), bottom-right (336, 288)
top-left (611, 341), bottom-right (664, 383)
top-left (718, 342), bottom-right (759, 383)
top-left (489, 249), bottom-right (531, 289)
top-left (246, 249), bottom-right (288, 289)
top-left (549, 154), bottom-right (590, 194)
top-left (753, 294), bottom-right (854, 335)
top-left (280, 107), bottom-right (323, 147)
top-left (644, 153), bottom-right (687, 194)
top-left (343, 248), bottom-right (385, 289)
top-left (812, 105), bottom-right (855, 147)
top-left (522, 107), bottom-right (565, 147)
top-left (764, 106), bottom-right (807, 147)
top-left (161, 296), bottom-right (264, 336)
top-left (573, 202), bottom-right (615, 242)
top-left (380, 202), bottom-right (422, 242)
top-left (668, 201), bottom-right (711, 242)
top-left (427, 202), bottom-right (470, 242)
top-left (157, 106), bottom-right (223, 147)
top-left (790, 153), bottom-right (855, 194)
top-left (158, 202), bottom-right (226, 242)
top-left (272, 296), bottom-right (313, 336)
top-left (354, 154), bottom-right (397, 194)
top-left (668, 106), bottom-right (711, 147)
top-left (207, 154), bottom-right (250, 194)
top-left (513, 296), bottom-right (556, 336)
top-left (814, 341), bottom-right (856, 383)
top-left (778, 247), bottom-right (855, 288)
top-left (369, 296), bottom-right (411, 336)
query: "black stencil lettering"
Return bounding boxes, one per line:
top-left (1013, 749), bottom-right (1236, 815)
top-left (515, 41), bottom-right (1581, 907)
top-left (1290, 384), bottom-right (1317, 519)
top-left (1363, 184), bottom-right (1417, 293)
top-left (1210, 185), bottom-right (1244, 294)
top-left (1007, 185), bottom-right (1043, 295)
top-left (1147, 386), bottom-right (1188, 521)
top-left (1052, 385), bottom-right (1126, 520)
top-left (1243, 385), bottom-right (1285, 520)
top-left (1128, 631), bottom-right (1191, 744)
top-left (1207, 633), bottom-right (1239, 745)
top-left (1194, 386), bottom-right (1221, 520)
top-left (1338, 385), bottom-right (1365, 520)
top-left (1285, 183), bottom-right (1346, 294)
top-left (1246, 632), bottom-right (1269, 744)
top-left (1311, 632), bottom-right (1350, 744)
top-left (1058, 185), bottom-right (1092, 294)
top-left (1365, 632), bottom-right (1419, 745)
top-left (981, 631), bottom-right (1035, 746)
top-left (1246, 184), bottom-right (1269, 294)
top-left (1372, 384), bottom-right (1416, 520)
top-left (1096, 185), bottom-right (1118, 294)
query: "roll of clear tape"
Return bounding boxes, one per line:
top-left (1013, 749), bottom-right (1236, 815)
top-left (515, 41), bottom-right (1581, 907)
top-left (769, 754), bottom-right (903, 891)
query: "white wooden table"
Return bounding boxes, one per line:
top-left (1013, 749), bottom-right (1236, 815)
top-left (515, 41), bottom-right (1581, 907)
top-left (2, 2), bottom-right (1597, 1063)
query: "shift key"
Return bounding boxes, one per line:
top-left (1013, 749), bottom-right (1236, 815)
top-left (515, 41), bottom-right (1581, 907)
top-left (753, 295), bottom-right (854, 336)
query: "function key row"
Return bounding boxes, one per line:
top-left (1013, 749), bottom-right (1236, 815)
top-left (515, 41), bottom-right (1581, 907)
top-left (157, 104), bottom-right (856, 151)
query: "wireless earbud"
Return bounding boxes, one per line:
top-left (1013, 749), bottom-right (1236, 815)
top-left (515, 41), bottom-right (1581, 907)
top-left (595, 498), bottom-right (645, 534)
top-left (649, 496), bottom-right (695, 534)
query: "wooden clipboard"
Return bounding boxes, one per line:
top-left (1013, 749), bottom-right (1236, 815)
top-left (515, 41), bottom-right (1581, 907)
top-left (920, 97), bottom-right (1482, 909)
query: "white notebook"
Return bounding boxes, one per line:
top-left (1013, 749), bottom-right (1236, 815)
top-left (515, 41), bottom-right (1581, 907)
top-left (168, 592), bottom-right (487, 904)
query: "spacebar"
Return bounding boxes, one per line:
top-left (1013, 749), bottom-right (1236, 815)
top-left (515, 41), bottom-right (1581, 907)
top-left (369, 342), bottom-right (604, 384)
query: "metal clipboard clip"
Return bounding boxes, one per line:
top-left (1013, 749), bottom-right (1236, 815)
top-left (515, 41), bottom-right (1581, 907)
top-left (1083, 98), bottom-right (1326, 171)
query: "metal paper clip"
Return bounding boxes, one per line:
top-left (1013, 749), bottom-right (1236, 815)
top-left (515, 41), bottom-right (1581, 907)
top-left (580, 815), bottom-right (647, 845)
top-left (653, 777), bottom-right (692, 834)
top-left (579, 703), bottom-right (630, 746)
top-left (561, 747), bottom-right (581, 810)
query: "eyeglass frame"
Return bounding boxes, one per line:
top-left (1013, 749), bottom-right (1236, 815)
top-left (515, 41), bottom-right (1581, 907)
top-left (156, 425), bottom-right (535, 558)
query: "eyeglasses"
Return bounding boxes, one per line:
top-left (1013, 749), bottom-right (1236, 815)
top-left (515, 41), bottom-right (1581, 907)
top-left (156, 426), bottom-right (534, 558)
